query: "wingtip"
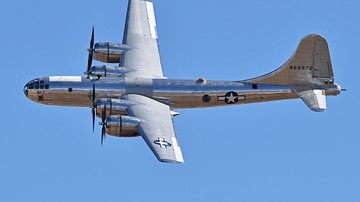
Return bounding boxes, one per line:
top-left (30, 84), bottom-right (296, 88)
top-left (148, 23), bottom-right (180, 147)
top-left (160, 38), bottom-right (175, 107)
top-left (159, 159), bottom-right (184, 164)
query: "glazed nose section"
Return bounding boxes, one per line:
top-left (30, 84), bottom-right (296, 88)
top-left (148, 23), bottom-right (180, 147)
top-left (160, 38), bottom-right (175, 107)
top-left (23, 78), bottom-right (41, 99)
top-left (23, 82), bottom-right (29, 97)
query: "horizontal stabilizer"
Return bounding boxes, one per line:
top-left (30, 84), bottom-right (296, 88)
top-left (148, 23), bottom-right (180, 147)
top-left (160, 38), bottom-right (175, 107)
top-left (292, 86), bottom-right (327, 112)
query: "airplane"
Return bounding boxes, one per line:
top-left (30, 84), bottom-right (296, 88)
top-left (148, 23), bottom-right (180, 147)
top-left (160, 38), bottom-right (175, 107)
top-left (23, 0), bottom-right (342, 164)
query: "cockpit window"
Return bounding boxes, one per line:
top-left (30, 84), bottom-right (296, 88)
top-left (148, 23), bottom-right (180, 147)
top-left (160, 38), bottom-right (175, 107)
top-left (25, 78), bottom-right (49, 90)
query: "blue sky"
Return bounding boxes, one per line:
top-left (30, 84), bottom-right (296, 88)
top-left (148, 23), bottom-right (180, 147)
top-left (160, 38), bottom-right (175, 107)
top-left (0, 0), bottom-right (359, 201)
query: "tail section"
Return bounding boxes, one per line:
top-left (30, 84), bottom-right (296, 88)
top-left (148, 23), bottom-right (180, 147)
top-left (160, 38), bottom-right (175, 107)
top-left (244, 34), bottom-right (341, 111)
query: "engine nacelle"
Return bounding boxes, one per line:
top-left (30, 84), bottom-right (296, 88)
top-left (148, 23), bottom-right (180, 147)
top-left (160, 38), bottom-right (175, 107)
top-left (90, 65), bottom-right (130, 78)
top-left (96, 98), bottom-right (132, 118)
top-left (105, 115), bottom-right (141, 137)
top-left (93, 42), bottom-right (130, 63)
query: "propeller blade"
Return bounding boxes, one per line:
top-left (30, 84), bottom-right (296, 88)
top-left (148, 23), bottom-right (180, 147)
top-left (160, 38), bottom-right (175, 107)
top-left (87, 55), bottom-right (93, 74)
top-left (92, 83), bottom-right (96, 105)
top-left (101, 125), bottom-right (106, 146)
top-left (86, 26), bottom-right (95, 75)
top-left (92, 107), bottom-right (95, 132)
top-left (91, 83), bottom-right (96, 132)
top-left (102, 102), bottom-right (106, 122)
top-left (90, 26), bottom-right (95, 49)
top-left (100, 102), bottom-right (107, 145)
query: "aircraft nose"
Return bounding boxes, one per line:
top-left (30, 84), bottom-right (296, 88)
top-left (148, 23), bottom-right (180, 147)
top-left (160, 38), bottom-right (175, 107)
top-left (23, 83), bottom-right (29, 97)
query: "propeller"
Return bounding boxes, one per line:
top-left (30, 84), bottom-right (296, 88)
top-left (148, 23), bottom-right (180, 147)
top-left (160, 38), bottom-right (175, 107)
top-left (86, 26), bottom-right (95, 77)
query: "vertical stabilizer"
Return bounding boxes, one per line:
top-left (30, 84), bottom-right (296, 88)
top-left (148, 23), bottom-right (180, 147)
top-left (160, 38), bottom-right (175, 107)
top-left (244, 34), bottom-right (335, 86)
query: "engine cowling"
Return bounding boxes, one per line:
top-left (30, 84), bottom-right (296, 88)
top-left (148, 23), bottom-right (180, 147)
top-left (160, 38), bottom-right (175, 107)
top-left (90, 65), bottom-right (130, 78)
top-left (105, 115), bottom-right (141, 137)
top-left (93, 42), bottom-right (130, 63)
top-left (96, 98), bottom-right (131, 118)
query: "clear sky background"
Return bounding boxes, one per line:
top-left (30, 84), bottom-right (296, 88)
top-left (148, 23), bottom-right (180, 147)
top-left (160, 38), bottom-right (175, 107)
top-left (0, 0), bottom-right (359, 201)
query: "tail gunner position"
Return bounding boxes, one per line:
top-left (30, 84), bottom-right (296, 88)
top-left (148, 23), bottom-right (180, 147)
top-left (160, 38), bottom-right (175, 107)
top-left (24, 0), bottom-right (342, 164)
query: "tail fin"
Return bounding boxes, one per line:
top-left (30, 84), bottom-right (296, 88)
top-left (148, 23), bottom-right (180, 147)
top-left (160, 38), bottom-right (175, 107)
top-left (244, 34), bottom-right (340, 111)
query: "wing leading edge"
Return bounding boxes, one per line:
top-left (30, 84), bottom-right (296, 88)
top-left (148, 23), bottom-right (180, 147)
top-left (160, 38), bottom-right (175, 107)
top-left (122, 94), bottom-right (184, 163)
top-left (120, 0), bottom-right (165, 79)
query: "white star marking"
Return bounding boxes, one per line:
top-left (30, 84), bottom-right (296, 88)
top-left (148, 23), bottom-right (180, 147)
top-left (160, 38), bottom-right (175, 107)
top-left (226, 92), bottom-right (237, 103)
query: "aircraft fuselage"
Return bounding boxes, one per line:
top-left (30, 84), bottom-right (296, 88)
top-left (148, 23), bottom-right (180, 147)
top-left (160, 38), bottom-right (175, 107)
top-left (24, 76), bottom-right (340, 109)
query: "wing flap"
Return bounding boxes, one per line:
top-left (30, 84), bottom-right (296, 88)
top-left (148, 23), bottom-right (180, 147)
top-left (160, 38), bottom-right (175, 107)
top-left (122, 94), bottom-right (184, 163)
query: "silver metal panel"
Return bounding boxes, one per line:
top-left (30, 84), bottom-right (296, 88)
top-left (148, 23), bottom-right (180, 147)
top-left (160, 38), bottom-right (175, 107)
top-left (90, 65), bottom-right (131, 77)
top-left (105, 115), bottom-right (141, 137)
top-left (94, 42), bottom-right (130, 63)
top-left (152, 79), bottom-right (297, 108)
top-left (125, 77), bottom-right (154, 97)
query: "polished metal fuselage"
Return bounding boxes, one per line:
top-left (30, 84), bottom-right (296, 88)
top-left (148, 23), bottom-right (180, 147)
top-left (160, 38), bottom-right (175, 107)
top-left (24, 76), bottom-right (340, 109)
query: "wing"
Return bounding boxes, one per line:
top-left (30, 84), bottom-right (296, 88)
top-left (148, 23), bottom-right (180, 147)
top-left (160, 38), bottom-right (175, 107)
top-left (120, 0), bottom-right (165, 79)
top-left (122, 94), bottom-right (184, 163)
